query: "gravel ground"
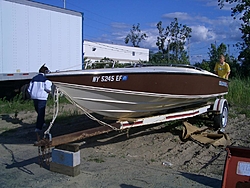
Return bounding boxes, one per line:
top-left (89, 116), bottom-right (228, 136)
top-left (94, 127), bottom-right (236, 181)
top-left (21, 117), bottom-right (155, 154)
top-left (0, 104), bottom-right (249, 188)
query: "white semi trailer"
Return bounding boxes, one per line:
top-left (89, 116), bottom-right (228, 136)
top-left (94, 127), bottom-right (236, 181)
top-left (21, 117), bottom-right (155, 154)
top-left (0, 0), bottom-right (83, 98)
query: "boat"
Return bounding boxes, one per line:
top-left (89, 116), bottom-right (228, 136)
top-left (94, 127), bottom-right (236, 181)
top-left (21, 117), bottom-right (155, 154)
top-left (47, 65), bottom-right (229, 120)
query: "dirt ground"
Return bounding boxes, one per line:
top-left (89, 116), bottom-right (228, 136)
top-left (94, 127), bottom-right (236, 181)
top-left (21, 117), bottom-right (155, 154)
top-left (0, 103), bottom-right (250, 188)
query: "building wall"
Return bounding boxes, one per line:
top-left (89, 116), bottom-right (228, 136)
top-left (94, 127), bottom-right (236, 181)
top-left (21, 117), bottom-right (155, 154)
top-left (83, 40), bottom-right (149, 66)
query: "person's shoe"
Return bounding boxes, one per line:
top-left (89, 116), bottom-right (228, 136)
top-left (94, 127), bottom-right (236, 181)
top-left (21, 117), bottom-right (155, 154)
top-left (34, 141), bottom-right (39, 146)
top-left (35, 128), bottom-right (42, 133)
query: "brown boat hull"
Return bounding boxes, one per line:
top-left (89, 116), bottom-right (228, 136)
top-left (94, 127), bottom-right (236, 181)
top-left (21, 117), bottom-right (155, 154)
top-left (47, 66), bottom-right (229, 119)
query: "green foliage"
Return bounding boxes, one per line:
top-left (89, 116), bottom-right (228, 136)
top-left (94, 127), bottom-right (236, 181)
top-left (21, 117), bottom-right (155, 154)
top-left (208, 43), bottom-right (227, 72)
top-left (85, 57), bottom-right (127, 69)
top-left (227, 56), bottom-right (242, 78)
top-left (194, 42), bottom-right (242, 78)
top-left (125, 23), bottom-right (148, 47)
top-left (193, 60), bottom-right (210, 71)
top-left (0, 94), bottom-right (34, 114)
top-left (225, 77), bottom-right (250, 106)
top-left (0, 94), bottom-right (70, 114)
top-left (148, 51), bottom-right (168, 65)
top-left (87, 156), bottom-right (105, 163)
top-left (155, 18), bottom-right (192, 64)
top-left (83, 57), bottom-right (92, 69)
top-left (218, 0), bottom-right (250, 77)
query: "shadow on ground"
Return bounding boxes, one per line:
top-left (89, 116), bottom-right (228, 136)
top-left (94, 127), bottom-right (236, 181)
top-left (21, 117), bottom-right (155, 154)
top-left (0, 114), bottom-right (37, 144)
top-left (0, 113), bottom-right (184, 147)
top-left (179, 171), bottom-right (221, 187)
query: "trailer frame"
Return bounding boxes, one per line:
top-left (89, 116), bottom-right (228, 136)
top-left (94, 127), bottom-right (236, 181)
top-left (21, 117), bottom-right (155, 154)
top-left (34, 97), bottom-right (228, 147)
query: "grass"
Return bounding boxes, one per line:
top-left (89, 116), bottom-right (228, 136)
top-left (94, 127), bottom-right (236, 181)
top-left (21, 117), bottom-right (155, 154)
top-left (45, 103), bottom-right (82, 124)
top-left (0, 94), bottom-right (34, 114)
top-left (225, 77), bottom-right (250, 107)
top-left (87, 156), bottom-right (105, 163)
top-left (225, 77), bottom-right (250, 118)
top-left (0, 94), bottom-right (79, 126)
top-left (0, 94), bottom-right (70, 114)
top-left (151, 159), bottom-right (157, 162)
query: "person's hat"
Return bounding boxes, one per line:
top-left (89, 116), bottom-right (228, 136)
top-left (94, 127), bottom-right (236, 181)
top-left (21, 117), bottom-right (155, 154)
top-left (39, 64), bottom-right (50, 74)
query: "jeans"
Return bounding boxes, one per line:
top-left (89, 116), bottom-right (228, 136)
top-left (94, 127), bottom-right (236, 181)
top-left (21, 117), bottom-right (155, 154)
top-left (33, 99), bottom-right (47, 130)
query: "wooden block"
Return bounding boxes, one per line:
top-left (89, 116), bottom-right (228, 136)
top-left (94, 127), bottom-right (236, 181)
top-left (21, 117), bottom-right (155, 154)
top-left (55, 143), bottom-right (80, 152)
top-left (50, 162), bottom-right (80, 177)
top-left (52, 148), bottom-right (80, 167)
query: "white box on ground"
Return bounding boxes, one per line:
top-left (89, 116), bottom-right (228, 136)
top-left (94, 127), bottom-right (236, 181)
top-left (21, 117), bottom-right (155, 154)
top-left (52, 148), bottom-right (80, 167)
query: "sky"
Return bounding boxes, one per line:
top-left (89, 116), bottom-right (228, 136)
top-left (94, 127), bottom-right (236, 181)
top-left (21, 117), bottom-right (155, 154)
top-left (32, 0), bottom-right (243, 63)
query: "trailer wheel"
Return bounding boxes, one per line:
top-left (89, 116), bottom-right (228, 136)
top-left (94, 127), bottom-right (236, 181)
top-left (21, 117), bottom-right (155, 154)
top-left (214, 103), bottom-right (228, 131)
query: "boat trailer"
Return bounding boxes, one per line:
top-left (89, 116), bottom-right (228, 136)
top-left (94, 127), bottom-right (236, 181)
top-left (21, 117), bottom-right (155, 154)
top-left (34, 97), bottom-right (228, 148)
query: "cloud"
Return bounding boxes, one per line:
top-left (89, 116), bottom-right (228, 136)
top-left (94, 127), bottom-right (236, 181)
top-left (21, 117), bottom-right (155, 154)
top-left (197, 0), bottom-right (237, 11)
top-left (107, 9), bottom-right (242, 58)
top-left (161, 12), bottom-right (213, 25)
top-left (160, 11), bottom-right (242, 43)
top-left (209, 16), bottom-right (242, 42)
top-left (162, 12), bottom-right (192, 21)
top-left (111, 27), bottom-right (159, 50)
top-left (111, 22), bottom-right (130, 30)
top-left (191, 25), bottom-right (216, 42)
top-left (142, 29), bottom-right (159, 50)
top-left (198, 0), bottom-right (221, 9)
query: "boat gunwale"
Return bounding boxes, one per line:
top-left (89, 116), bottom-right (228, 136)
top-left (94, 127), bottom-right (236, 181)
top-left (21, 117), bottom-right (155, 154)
top-left (47, 69), bottom-right (221, 79)
top-left (47, 66), bottom-right (219, 78)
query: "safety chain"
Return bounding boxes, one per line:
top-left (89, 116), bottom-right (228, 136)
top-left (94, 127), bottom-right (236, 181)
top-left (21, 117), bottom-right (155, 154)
top-left (36, 86), bottom-right (58, 167)
top-left (38, 146), bottom-right (49, 167)
top-left (36, 131), bottom-right (52, 167)
top-left (37, 139), bottom-right (52, 167)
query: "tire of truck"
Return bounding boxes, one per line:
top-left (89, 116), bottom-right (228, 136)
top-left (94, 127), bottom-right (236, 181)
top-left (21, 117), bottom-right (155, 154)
top-left (214, 102), bottom-right (228, 131)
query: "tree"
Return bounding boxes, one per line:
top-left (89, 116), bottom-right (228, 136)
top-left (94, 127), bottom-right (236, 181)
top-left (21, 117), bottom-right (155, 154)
top-left (148, 51), bottom-right (169, 65)
top-left (193, 60), bottom-right (210, 71)
top-left (125, 23), bottom-right (148, 47)
top-left (208, 43), bottom-right (227, 72)
top-left (196, 42), bottom-right (242, 78)
top-left (193, 43), bottom-right (227, 72)
top-left (218, 0), bottom-right (250, 77)
top-left (156, 18), bottom-right (192, 64)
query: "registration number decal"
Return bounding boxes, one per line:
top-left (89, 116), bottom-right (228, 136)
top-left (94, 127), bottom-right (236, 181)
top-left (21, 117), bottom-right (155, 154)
top-left (219, 81), bottom-right (228, 87)
top-left (92, 75), bottom-right (128, 82)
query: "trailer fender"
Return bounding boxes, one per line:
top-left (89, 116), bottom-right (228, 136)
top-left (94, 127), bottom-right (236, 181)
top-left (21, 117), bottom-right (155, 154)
top-left (213, 98), bottom-right (229, 131)
top-left (213, 98), bottom-right (228, 114)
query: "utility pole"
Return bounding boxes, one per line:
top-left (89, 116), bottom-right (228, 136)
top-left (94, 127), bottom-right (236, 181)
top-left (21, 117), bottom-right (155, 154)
top-left (188, 38), bottom-right (190, 63)
top-left (168, 40), bottom-right (170, 64)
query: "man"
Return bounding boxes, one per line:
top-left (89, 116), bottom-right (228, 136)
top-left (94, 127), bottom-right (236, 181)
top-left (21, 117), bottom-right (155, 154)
top-left (214, 55), bottom-right (231, 79)
top-left (28, 65), bottom-right (52, 133)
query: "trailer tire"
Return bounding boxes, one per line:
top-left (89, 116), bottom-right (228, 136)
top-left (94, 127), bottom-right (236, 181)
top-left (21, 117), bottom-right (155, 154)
top-left (214, 103), bottom-right (228, 131)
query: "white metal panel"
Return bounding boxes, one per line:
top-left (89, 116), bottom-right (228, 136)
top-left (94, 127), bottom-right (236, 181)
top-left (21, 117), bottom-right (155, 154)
top-left (49, 11), bottom-right (82, 71)
top-left (0, 0), bottom-right (3, 72)
top-left (83, 41), bottom-right (149, 64)
top-left (0, 0), bottom-right (82, 76)
top-left (27, 3), bottom-right (82, 72)
top-left (28, 5), bottom-right (50, 71)
top-left (0, 0), bottom-right (21, 72)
